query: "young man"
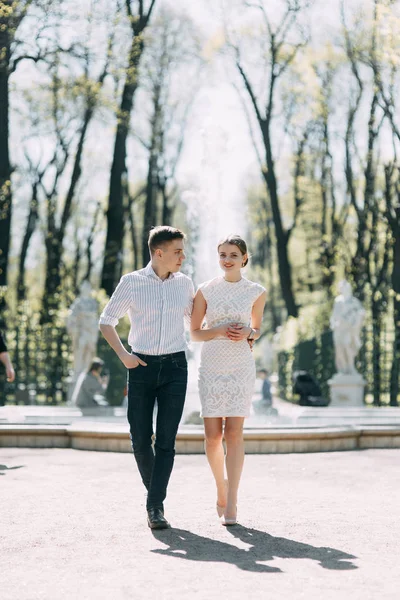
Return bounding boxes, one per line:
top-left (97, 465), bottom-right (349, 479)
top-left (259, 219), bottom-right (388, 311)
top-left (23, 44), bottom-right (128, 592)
top-left (99, 226), bottom-right (194, 530)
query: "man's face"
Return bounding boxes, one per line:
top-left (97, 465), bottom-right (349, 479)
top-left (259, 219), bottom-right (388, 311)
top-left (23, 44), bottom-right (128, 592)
top-left (158, 239), bottom-right (186, 272)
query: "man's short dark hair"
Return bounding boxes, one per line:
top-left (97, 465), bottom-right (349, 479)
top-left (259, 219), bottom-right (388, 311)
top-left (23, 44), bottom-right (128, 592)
top-left (89, 358), bottom-right (104, 373)
top-left (148, 226), bottom-right (186, 255)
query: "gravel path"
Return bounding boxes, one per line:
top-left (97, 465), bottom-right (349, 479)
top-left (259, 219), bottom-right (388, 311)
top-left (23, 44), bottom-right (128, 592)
top-left (1, 448), bottom-right (400, 600)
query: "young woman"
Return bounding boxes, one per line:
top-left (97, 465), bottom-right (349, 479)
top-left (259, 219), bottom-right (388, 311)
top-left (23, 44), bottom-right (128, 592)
top-left (191, 235), bottom-right (266, 525)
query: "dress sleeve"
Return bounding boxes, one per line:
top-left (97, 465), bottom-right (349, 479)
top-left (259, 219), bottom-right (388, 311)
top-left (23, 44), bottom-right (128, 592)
top-left (252, 283), bottom-right (267, 304)
top-left (197, 280), bottom-right (209, 302)
top-left (99, 275), bottom-right (133, 327)
top-left (253, 284), bottom-right (266, 302)
top-left (184, 279), bottom-right (195, 329)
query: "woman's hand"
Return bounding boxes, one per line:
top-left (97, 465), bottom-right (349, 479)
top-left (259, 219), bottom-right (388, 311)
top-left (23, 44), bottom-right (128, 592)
top-left (226, 324), bottom-right (252, 342)
top-left (217, 324), bottom-right (233, 338)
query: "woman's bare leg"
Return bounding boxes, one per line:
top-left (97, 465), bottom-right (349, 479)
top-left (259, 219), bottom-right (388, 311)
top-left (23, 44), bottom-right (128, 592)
top-left (224, 417), bottom-right (245, 519)
top-left (203, 417), bottom-right (227, 509)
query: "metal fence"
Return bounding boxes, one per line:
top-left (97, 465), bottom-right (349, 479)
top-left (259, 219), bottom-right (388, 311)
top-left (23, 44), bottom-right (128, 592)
top-left (0, 313), bottom-right (127, 406)
top-left (277, 321), bottom-right (400, 406)
top-left (1, 306), bottom-right (399, 408)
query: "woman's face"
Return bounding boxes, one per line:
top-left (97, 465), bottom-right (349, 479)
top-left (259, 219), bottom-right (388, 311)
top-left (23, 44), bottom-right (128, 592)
top-left (218, 243), bottom-right (246, 275)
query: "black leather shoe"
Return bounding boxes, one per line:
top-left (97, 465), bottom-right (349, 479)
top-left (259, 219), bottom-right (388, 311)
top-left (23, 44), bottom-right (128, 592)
top-left (147, 508), bottom-right (170, 530)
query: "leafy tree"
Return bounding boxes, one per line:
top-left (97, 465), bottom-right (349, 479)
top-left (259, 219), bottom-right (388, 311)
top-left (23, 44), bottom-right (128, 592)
top-left (101, 0), bottom-right (156, 296)
top-left (225, 0), bottom-right (312, 318)
top-left (133, 9), bottom-right (202, 265)
top-left (0, 0), bottom-right (56, 293)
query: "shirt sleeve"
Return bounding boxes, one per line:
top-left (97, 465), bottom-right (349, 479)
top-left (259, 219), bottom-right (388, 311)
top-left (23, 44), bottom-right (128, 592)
top-left (99, 275), bottom-right (133, 327)
top-left (0, 331), bottom-right (7, 353)
top-left (184, 279), bottom-right (195, 329)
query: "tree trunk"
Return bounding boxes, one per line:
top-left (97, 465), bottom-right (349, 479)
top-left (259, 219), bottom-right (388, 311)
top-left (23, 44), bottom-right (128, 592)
top-left (141, 79), bottom-right (163, 267)
top-left (0, 26), bottom-right (11, 288)
top-left (41, 233), bottom-right (63, 321)
top-left (17, 181), bottom-right (39, 302)
top-left (351, 94), bottom-right (379, 300)
top-left (128, 203), bottom-right (139, 271)
top-left (389, 190), bottom-right (400, 406)
top-left (319, 120), bottom-right (338, 296)
top-left (40, 107), bottom-right (94, 323)
top-left (83, 201), bottom-right (101, 283)
top-left (262, 167), bottom-right (298, 318)
top-left (101, 28), bottom-right (146, 294)
top-left (390, 235), bottom-right (400, 406)
top-left (237, 46), bottom-right (299, 318)
top-left (266, 231), bottom-right (280, 331)
top-left (260, 78), bottom-right (298, 318)
top-left (72, 238), bottom-right (81, 297)
top-left (371, 300), bottom-right (381, 407)
top-left (160, 181), bottom-right (173, 226)
top-left (142, 152), bottom-right (158, 266)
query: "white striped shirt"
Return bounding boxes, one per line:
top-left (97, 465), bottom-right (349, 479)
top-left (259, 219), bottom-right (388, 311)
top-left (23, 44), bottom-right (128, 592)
top-left (99, 262), bottom-right (194, 355)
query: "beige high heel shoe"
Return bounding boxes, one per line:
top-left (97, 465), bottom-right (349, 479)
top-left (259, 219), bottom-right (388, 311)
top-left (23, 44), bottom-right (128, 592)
top-left (216, 479), bottom-right (228, 518)
top-left (222, 508), bottom-right (237, 526)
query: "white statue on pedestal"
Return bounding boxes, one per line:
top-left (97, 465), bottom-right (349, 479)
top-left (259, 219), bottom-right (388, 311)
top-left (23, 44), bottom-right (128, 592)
top-left (328, 280), bottom-right (366, 406)
top-left (66, 280), bottom-right (99, 381)
top-left (330, 280), bottom-right (365, 375)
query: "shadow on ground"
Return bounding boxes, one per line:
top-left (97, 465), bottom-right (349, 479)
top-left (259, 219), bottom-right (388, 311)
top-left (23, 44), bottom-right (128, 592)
top-left (0, 464), bottom-right (24, 475)
top-left (152, 525), bottom-right (358, 573)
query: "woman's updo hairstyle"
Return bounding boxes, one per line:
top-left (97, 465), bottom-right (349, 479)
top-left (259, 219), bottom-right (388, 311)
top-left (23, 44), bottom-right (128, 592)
top-left (217, 235), bottom-right (249, 267)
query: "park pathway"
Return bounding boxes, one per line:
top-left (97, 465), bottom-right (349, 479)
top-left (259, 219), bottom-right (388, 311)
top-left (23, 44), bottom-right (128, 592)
top-left (1, 447), bottom-right (400, 599)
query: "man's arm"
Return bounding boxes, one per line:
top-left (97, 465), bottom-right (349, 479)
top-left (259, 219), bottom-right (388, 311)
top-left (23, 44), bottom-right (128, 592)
top-left (98, 275), bottom-right (147, 369)
top-left (99, 325), bottom-right (147, 369)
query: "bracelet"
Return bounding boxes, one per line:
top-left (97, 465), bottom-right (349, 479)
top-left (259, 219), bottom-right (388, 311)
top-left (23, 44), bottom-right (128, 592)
top-left (247, 328), bottom-right (256, 341)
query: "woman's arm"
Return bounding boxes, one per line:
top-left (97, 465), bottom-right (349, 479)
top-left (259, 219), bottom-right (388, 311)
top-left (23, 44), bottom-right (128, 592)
top-left (250, 291), bottom-right (267, 339)
top-left (190, 290), bottom-right (230, 342)
top-left (227, 291), bottom-right (267, 342)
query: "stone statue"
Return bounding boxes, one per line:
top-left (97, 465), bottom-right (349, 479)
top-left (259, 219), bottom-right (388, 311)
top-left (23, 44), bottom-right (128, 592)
top-left (330, 280), bottom-right (365, 375)
top-left (66, 280), bottom-right (99, 380)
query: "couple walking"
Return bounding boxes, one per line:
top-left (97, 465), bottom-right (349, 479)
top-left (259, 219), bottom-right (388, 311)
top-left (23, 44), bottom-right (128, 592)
top-left (99, 226), bottom-right (266, 530)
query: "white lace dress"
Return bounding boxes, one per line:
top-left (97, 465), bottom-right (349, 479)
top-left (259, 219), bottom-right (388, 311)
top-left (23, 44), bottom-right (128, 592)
top-left (198, 277), bottom-right (266, 418)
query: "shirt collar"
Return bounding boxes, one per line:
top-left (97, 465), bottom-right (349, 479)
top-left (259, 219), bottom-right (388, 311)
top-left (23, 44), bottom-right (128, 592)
top-left (144, 262), bottom-right (175, 281)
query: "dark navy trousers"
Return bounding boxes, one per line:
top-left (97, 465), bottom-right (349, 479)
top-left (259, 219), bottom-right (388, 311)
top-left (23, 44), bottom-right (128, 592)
top-left (127, 351), bottom-right (187, 510)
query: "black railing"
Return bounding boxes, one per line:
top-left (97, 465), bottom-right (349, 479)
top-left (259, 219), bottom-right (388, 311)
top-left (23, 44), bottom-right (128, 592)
top-left (2, 306), bottom-right (399, 408)
top-left (278, 322), bottom-right (400, 406)
top-left (0, 307), bottom-right (127, 406)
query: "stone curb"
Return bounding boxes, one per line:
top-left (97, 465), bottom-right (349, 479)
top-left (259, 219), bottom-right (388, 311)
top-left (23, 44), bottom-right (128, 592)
top-left (1, 423), bottom-right (400, 453)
